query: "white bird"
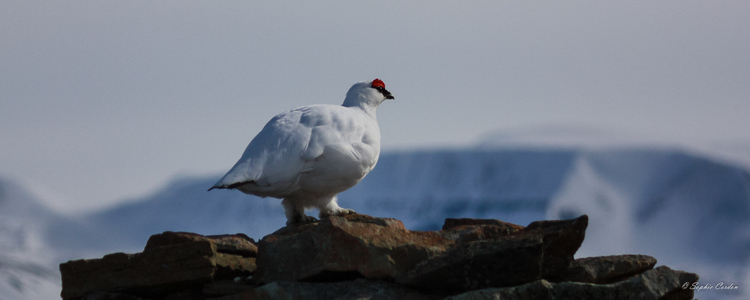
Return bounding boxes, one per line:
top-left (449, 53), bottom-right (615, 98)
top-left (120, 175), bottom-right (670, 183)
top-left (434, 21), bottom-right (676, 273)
top-left (209, 79), bottom-right (394, 225)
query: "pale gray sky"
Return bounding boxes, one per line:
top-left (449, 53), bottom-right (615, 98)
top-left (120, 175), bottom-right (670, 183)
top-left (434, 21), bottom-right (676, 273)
top-left (2, 1), bottom-right (749, 213)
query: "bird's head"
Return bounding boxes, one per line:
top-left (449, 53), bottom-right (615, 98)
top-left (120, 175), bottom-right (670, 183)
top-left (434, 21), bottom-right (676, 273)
top-left (342, 79), bottom-right (395, 111)
top-left (370, 79), bottom-right (395, 100)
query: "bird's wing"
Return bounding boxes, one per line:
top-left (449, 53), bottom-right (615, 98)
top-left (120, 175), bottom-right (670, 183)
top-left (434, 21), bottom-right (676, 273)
top-left (299, 106), bottom-right (380, 173)
top-left (211, 105), bottom-right (379, 195)
top-left (211, 108), bottom-right (312, 194)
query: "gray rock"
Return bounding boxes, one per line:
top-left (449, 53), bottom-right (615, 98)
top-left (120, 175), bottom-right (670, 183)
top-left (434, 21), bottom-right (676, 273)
top-left (444, 280), bottom-right (556, 300)
top-left (446, 266), bottom-right (699, 300)
top-left (81, 291), bottom-right (149, 300)
top-left (202, 280), bottom-right (256, 297)
top-left (558, 254), bottom-right (657, 284)
top-left (213, 278), bottom-right (439, 300)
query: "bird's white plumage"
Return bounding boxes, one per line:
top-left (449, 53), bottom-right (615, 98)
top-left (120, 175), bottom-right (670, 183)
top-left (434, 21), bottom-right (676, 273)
top-left (210, 80), bottom-right (394, 224)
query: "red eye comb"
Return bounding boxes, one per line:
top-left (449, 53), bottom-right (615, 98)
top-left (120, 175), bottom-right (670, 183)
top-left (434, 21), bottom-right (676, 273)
top-left (371, 79), bottom-right (385, 89)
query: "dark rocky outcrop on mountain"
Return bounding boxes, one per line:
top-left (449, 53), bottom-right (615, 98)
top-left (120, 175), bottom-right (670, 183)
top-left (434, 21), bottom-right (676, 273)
top-left (59, 214), bottom-right (698, 300)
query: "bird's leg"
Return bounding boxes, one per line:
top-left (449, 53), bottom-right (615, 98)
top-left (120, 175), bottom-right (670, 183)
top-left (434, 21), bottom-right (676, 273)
top-left (319, 196), bottom-right (356, 219)
top-left (282, 198), bottom-right (317, 225)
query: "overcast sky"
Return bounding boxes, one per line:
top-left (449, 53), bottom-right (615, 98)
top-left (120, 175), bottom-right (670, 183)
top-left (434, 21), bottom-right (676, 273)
top-left (2, 1), bottom-right (749, 213)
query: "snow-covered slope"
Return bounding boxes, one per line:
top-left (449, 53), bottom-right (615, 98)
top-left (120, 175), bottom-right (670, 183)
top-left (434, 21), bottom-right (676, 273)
top-left (341, 149), bottom-right (577, 229)
top-left (0, 176), bottom-right (126, 300)
top-left (0, 178), bottom-right (63, 300)
top-left (84, 176), bottom-right (288, 254)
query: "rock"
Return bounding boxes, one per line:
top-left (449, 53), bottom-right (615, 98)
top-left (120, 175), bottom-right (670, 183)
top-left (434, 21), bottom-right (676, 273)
top-left (445, 266), bottom-right (699, 300)
top-left (59, 214), bottom-right (700, 300)
top-left (254, 214), bottom-right (453, 283)
top-left (396, 215), bottom-right (588, 294)
top-left (524, 216), bottom-right (589, 278)
top-left (558, 254), bottom-right (657, 284)
top-left (445, 280), bottom-right (556, 300)
top-left (79, 291), bottom-right (148, 300)
top-left (145, 231), bottom-right (258, 257)
top-left (214, 278), bottom-right (439, 300)
top-left (440, 219), bottom-right (524, 244)
top-left (442, 218), bottom-right (526, 231)
top-left (255, 213), bottom-right (573, 285)
top-left (202, 279), bottom-right (256, 297)
top-left (60, 232), bottom-right (257, 300)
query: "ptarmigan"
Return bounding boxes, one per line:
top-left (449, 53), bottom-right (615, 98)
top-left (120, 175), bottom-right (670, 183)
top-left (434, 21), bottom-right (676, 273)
top-left (209, 79), bottom-right (394, 225)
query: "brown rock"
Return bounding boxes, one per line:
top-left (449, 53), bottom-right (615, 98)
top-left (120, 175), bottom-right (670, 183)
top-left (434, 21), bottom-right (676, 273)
top-left (59, 214), bottom-right (702, 300)
top-left (440, 219), bottom-right (524, 244)
top-left (558, 254), bottom-right (657, 284)
top-left (446, 266), bottom-right (699, 300)
top-left (442, 218), bottom-right (525, 232)
top-left (60, 233), bottom-right (257, 300)
top-left (396, 215), bottom-right (588, 294)
top-left (254, 213), bottom-right (453, 283)
top-left (145, 231), bottom-right (257, 257)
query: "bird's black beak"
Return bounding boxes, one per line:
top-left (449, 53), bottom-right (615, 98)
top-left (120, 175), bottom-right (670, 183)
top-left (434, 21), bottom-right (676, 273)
top-left (382, 88), bottom-right (395, 100)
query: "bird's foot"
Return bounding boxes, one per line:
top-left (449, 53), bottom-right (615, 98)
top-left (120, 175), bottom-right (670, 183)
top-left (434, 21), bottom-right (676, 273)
top-left (320, 208), bottom-right (356, 219)
top-left (286, 214), bottom-right (318, 226)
